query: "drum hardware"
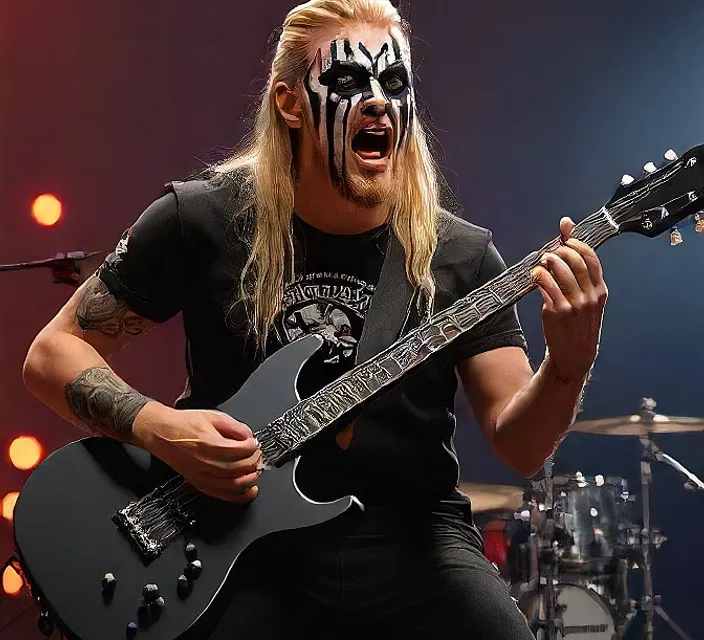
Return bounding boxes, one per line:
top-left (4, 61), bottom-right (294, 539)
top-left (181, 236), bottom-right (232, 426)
top-left (534, 456), bottom-right (561, 640)
top-left (567, 398), bottom-right (700, 640)
top-left (631, 398), bottom-right (697, 640)
top-left (468, 397), bottom-right (702, 639)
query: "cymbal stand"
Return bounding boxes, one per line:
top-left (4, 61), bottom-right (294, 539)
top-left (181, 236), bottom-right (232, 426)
top-left (537, 456), bottom-right (562, 640)
top-left (636, 398), bottom-right (694, 640)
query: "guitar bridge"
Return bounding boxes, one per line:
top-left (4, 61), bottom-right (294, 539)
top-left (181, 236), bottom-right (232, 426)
top-left (112, 482), bottom-right (196, 562)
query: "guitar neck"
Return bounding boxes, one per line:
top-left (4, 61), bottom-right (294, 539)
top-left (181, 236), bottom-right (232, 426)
top-left (257, 208), bottom-right (618, 466)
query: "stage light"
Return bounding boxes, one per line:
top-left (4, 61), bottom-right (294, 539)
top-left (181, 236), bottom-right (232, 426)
top-left (8, 436), bottom-right (43, 471)
top-left (31, 194), bottom-right (63, 226)
top-left (1, 492), bottom-right (19, 522)
top-left (2, 565), bottom-right (23, 596)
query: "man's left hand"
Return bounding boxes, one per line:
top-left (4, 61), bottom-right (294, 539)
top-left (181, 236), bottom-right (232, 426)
top-left (531, 217), bottom-right (608, 384)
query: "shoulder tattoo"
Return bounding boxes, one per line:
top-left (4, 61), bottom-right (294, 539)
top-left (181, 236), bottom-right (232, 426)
top-left (76, 278), bottom-right (149, 338)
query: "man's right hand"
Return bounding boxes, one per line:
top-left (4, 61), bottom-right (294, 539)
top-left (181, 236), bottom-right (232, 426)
top-left (133, 403), bottom-right (262, 503)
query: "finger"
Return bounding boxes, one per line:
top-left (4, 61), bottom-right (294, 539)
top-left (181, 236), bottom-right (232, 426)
top-left (231, 470), bottom-right (262, 493)
top-left (197, 448), bottom-right (262, 473)
top-left (552, 245), bottom-right (591, 294)
top-left (541, 253), bottom-right (582, 303)
top-left (192, 456), bottom-right (257, 479)
top-left (564, 238), bottom-right (604, 289)
top-left (206, 412), bottom-right (254, 441)
top-left (193, 467), bottom-right (261, 492)
top-left (560, 217), bottom-right (576, 241)
top-left (531, 270), bottom-right (555, 310)
top-left (196, 438), bottom-right (259, 464)
top-left (531, 266), bottom-right (565, 308)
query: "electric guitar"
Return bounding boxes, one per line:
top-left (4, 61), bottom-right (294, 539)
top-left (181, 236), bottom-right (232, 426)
top-left (12, 146), bottom-right (704, 640)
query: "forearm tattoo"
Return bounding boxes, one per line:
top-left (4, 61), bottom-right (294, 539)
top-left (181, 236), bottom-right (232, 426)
top-left (76, 277), bottom-right (148, 338)
top-left (65, 367), bottom-right (151, 437)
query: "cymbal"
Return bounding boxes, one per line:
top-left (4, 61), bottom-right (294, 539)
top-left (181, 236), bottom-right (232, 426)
top-left (571, 414), bottom-right (704, 436)
top-left (458, 483), bottom-right (526, 514)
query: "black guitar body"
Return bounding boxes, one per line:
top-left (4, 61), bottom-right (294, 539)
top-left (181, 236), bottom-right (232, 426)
top-left (13, 335), bottom-right (356, 640)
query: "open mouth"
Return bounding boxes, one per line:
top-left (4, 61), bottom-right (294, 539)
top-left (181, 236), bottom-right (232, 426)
top-left (351, 127), bottom-right (392, 162)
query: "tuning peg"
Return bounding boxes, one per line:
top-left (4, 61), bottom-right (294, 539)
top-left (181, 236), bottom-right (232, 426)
top-left (695, 214), bottom-right (704, 234)
top-left (644, 161), bottom-right (658, 174)
top-left (670, 227), bottom-right (683, 246)
top-left (621, 174), bottom-right (635, 186)
top-left (664, 149), bottom-right (678, 161)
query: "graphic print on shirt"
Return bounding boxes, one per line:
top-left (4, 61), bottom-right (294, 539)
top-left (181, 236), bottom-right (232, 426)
top-left (277, 272), bottom-right (376, 365)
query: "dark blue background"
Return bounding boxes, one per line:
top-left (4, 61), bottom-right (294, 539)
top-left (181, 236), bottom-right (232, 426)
top-left (1, 1), bottom-right (703, 637)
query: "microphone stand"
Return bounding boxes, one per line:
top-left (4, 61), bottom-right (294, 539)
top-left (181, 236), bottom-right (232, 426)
top-left (636, 399), bottom-right (695, 640)
top-left (0, 251), bottom-right (108, 287)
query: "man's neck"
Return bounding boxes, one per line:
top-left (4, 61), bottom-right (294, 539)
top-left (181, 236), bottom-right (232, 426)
top-left (293, 173), bottom-right (389, 235)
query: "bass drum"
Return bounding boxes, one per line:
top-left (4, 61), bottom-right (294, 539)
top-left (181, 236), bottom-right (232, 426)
top-left (519, 584), bottom-right (616, 640)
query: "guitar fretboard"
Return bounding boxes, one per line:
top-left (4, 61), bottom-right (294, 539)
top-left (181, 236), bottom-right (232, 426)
top-left (257, 208), bottom-right (618, 467)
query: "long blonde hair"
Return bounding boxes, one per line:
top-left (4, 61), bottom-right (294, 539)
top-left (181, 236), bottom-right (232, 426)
top-left (215, 0), bottom-right (440, 348)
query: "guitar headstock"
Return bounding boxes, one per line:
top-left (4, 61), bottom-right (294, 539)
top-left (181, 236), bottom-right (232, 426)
top-left (607, 144), bottom-right (704, 243)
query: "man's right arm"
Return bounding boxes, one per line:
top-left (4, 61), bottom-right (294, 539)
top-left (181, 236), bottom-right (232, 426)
top-left (22, 274), bottom-right (169, 445)
top-left (23, 271), bottom-right (261, 502)
top-left (23, 191), bottom-right (261, 502)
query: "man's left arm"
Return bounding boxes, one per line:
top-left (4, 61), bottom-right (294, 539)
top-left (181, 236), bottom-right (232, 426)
top-left (459, 217), bottom-right (608, 478)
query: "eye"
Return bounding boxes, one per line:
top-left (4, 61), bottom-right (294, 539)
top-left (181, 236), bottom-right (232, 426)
top-left (335, 75), bottom-right (358, 91)
top-left (383, 74), bottom-right (406, 95)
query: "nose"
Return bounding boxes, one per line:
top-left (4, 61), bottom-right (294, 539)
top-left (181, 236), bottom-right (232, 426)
top-left (361, 78), bottom-right (389, 117)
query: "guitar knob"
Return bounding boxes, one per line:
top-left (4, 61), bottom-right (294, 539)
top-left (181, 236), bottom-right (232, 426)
top-left (37, 612), bottom-right (54, 637)
top-left (185, 560), bottom-right (203, 580)
top-left (126, 621), bottom-right (139, 638)
top-left (153, 596), bottom-right (165, 610)
top-left (102, 573), bottom-right (117, 593)
top-left (184, 542), bottom-right (198, 561)
top-left (142, 583), bottom-right (160, 602)
top-left (177, 573), bottom-right (193, 598)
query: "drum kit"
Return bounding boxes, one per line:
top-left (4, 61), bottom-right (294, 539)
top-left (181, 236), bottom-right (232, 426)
top-left (461, 398), bottom-right (704, 640)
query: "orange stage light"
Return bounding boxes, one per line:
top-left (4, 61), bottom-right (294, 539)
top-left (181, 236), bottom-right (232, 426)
top-left (1, 492), bottom-right (19, 522)
top-left (31, 194), bottom-right (63, 226)
top-left (9, 436), bottom-right (43, 471)
top-left (2, 565), bottom-right (23, 596)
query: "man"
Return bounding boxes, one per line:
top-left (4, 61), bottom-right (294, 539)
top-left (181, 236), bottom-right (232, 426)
top-left (22, 1), bottom-right (607, 638)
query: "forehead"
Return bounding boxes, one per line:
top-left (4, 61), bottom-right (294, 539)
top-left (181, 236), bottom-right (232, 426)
top-left (308, 23), bottom-right (409, 69)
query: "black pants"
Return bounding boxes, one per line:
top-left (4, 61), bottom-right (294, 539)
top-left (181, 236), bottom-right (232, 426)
top-left (210, 500), bottom-right (534, 639)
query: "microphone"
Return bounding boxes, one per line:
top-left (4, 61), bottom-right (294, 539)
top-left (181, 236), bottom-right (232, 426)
top-left (0, 251), bottom-right (109, 287)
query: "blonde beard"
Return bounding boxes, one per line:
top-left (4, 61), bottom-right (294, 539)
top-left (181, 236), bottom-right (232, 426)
top-left (337, 164), bottom-right (397, 209)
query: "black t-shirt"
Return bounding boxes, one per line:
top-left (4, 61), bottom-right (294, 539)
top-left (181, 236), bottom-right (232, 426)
top-left (271, 216), bottom-right (390, 400)
top-left (98, 176), bottom-right (528, 506)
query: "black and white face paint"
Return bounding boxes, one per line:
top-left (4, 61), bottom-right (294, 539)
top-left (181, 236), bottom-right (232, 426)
top-left (303, 31), bottom-right (415, 186)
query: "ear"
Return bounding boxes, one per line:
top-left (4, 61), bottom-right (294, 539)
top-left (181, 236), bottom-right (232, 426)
top-left (275, 82), bottom-right (304, 129)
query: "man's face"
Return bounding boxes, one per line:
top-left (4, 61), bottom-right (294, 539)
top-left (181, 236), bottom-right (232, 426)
top-left (301, 24), bottom-right (415, 207)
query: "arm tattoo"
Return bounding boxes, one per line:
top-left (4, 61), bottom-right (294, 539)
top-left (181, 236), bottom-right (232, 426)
top-left (65, 367), bottom-right (151, 437)
top-left (76, 278), bottom-right (149, 338)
